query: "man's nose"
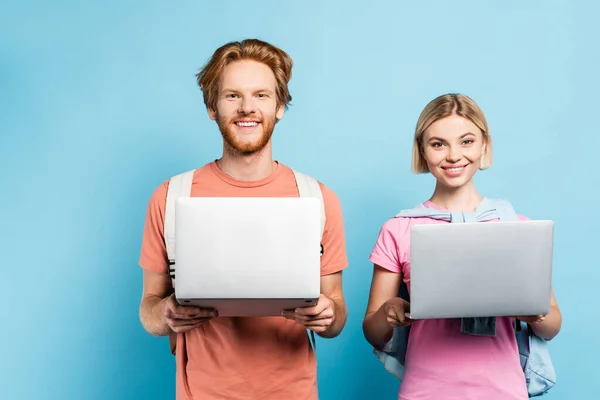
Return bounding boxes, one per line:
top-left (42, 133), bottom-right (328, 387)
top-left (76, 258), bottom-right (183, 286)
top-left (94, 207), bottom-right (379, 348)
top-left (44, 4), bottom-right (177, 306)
top-left (238, 97), bottom-right (256, 114)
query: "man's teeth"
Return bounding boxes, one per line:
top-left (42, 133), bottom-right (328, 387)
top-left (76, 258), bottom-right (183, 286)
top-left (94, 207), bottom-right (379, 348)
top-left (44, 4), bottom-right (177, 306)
top-left (236, 121), bottom-right (258, 127)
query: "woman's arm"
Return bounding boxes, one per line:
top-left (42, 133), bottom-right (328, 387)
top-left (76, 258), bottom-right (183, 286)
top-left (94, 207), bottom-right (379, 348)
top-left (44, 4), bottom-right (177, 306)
top-left (362, 264), bottom-right (412, 348)
top-left (517, 289), bottom-right (562, 341)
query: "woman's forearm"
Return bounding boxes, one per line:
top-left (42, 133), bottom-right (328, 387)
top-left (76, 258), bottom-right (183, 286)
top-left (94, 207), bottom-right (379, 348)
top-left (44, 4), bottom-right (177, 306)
top-left (530, 305), bottom-right (562, 340)
top-left (363, 305), bottom-right (393, 349)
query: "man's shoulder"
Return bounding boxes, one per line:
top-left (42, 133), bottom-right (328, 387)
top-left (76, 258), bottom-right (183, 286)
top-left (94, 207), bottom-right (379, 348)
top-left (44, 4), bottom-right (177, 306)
top-left (166, 163), bottom-right (213, 182)
top-left (154, 163), bottom-right (213, 188)
top-left (146, 163), bottom-right (213, 205)
top-left (280, 164), bottom-right (341, 201)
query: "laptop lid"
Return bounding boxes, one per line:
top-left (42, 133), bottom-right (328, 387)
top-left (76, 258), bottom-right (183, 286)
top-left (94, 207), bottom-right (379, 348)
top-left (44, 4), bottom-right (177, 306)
top-left (173, 197), bottom-right (321, 315)
top-left (408, 220), bottom-right (554, 319)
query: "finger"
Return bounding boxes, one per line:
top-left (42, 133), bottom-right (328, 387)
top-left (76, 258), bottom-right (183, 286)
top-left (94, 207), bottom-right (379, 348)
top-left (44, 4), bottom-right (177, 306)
top-left (306, 323), bottom-right (333, 333)
top-left (293, 308), bottom-right (334, 323)
top-left (170, 320), bottom-right (208, 333)
top-left (388, 317), bottom-right (410, 328)
top-left (386, 314), bottom-right (403, 327)
top-left (164, 302), bottom-right (200, 317)
top-left (168, 317), bottom-right (213, 328)
top-left (392, 308), bottom-right (405, 324)
top-left (294, 300), bottom-right (329, 317)
top-left (390, 308), bottom-right (413, 327)
top-left (304, 318), bottom-right (334, 332)
top-left (282, 310), bottom-right (296, 320)
top-left (303, 318), bottom-right (333, 329)
top-left (390, 320), bottom-right (413, 328)
top-left (168, 307), bottom-right (218, 320)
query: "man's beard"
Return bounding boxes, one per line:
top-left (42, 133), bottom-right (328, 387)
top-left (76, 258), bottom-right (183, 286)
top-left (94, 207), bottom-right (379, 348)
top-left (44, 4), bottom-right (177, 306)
top-left (216, 113), bottom-right (276, 156)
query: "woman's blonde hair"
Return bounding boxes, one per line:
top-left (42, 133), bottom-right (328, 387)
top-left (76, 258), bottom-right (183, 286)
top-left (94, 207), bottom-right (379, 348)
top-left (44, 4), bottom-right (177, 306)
top-left (412, 93), bottom-right (493, 173)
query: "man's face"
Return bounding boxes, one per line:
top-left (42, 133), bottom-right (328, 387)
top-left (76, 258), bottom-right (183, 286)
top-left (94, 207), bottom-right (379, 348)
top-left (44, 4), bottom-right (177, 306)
top-left (209, 60), bottom-right (284, 155)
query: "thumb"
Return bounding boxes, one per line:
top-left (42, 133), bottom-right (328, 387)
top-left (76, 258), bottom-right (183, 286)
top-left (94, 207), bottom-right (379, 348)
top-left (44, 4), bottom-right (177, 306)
top-left (402, 299), bottom-right (410, 312)
top-left (282, 310), bottom-right (295, 320)
top-left (400, 300), bottom-right (411, 320)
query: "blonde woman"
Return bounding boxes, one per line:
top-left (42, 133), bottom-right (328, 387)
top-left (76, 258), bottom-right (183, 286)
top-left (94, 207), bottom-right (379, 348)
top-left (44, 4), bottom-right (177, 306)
top-left (362, 93), bottom-right (562, 400)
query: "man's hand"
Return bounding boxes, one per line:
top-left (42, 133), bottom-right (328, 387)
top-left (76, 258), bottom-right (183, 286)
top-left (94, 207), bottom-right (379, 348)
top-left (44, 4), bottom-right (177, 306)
top-left (282, 294), bottom-right (336, 334)
top-left (515, 314), bottom-right (546, 324)
top-left (382, 297), bottom-right (414, 328)
top-left (163, 293), bottom-right (218, 333)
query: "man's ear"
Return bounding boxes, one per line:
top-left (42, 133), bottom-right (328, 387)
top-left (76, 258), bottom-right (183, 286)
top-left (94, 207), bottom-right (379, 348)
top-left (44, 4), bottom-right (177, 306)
top-left (208, 107), bottom-right (217, 121)
top-left (276, 104), bottom-right (285, 121)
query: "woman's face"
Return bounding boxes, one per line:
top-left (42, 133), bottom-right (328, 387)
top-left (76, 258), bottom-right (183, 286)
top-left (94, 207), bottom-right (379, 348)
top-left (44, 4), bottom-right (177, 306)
top-left (421, 115), bottom-right (487, 189)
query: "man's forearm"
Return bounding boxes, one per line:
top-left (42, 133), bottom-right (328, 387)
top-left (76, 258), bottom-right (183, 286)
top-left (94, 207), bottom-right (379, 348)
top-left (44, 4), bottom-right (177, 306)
top-left (140, 295), bottom-right (172, 336)
top-left (318, 295), bottom-right (347, 338)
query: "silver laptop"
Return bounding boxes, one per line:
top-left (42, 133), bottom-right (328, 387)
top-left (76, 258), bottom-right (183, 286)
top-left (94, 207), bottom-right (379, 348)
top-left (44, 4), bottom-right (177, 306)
top-left (408, 220), bottom-right (554, 319)
top-left (173, 197), bottom-right (321, 317)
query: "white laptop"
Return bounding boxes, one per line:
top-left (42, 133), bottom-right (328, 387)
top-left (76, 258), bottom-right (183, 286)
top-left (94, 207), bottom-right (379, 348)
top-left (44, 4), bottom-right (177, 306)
top-left (173, 197), bottom-right (321, 317)
top-left (408, 220), bottom-right (554, 319)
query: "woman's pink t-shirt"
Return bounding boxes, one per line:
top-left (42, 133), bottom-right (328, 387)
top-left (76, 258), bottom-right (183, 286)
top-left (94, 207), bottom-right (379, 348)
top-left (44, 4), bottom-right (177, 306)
top-left (369, 201), bottom-right (529, 400)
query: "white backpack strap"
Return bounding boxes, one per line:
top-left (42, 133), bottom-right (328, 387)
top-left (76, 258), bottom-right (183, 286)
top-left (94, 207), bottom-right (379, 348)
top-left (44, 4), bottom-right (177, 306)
top-left (290, 168), bottom-right (326, 356)
top-left (164, 169), bottom-right (195, 284)
top-left (290, 168), bottom-right (326, 238)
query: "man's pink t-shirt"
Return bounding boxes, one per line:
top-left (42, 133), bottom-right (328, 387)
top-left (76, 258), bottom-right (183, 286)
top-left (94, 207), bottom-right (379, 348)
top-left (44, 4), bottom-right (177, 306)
top-left (369, 201), bottom-right (529, 400)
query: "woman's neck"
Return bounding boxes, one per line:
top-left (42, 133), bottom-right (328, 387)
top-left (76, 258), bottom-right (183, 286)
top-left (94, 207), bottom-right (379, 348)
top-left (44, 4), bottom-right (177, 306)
top-left (428, 179), bottom-right (483, 211)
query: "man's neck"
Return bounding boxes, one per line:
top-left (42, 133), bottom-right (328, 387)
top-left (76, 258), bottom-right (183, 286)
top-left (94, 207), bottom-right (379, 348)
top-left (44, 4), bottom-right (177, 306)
top-left (428, 180), bottom-right (483, 212)
top-left (216, 144), bottom-right (276, 182)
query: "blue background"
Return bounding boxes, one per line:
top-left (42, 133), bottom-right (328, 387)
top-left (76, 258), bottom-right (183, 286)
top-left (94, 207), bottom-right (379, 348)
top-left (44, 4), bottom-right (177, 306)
top-left (1, 1), bottom-right (597, 399)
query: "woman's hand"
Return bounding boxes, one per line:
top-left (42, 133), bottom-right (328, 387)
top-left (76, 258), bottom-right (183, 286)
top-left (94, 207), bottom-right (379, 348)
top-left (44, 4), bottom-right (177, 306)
top-left (382, 297), bottom-right (414, 328)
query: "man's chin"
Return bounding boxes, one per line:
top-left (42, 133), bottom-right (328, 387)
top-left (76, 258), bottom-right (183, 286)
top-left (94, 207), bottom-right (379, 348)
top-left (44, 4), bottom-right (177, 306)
top-left (219, 124), bottom-right (274, 155)
top-left (225, 139), bottom-right (270, 155)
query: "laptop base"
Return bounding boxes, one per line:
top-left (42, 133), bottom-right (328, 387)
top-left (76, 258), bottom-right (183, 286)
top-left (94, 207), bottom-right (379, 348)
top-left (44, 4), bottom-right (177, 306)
top-left (175, 297), bottom-right (320, 317)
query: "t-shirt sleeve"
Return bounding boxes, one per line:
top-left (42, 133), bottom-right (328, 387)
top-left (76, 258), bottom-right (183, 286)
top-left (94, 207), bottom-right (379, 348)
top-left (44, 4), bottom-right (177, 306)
top-left (319, 183), bottom-right (348, 276)
top-left (368, 218), bottom-right (402, 274)
top-left (138, 181), bottom-right (170, 274)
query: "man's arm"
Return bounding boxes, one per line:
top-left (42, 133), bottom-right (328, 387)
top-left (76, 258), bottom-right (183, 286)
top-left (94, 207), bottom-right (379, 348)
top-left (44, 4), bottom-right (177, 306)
top-left (139, 270), bottom-right (175, 336)
top-left (282, 183), bottom-right (348, 336)
top-left (139, 269), bottom-right (217, 337)
top-left (318, 271), bottom-right (347, 338)
top-left (283, 271), bottom-right (347, 338)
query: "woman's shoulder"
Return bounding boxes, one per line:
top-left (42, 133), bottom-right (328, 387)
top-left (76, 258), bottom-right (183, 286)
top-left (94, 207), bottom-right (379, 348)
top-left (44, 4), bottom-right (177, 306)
top-left (378, 208), bottom-right (443, 237)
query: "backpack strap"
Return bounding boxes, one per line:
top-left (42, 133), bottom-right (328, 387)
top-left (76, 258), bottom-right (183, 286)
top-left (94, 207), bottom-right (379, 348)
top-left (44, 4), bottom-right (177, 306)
top-left (289, 168), bottom-right (327, 355)
top-left (164, 169), bottom-right (195, 284)
top-left (163, 169), bottom-right (195, 356)
top-left (290, 168), bottom-right (326, 238)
